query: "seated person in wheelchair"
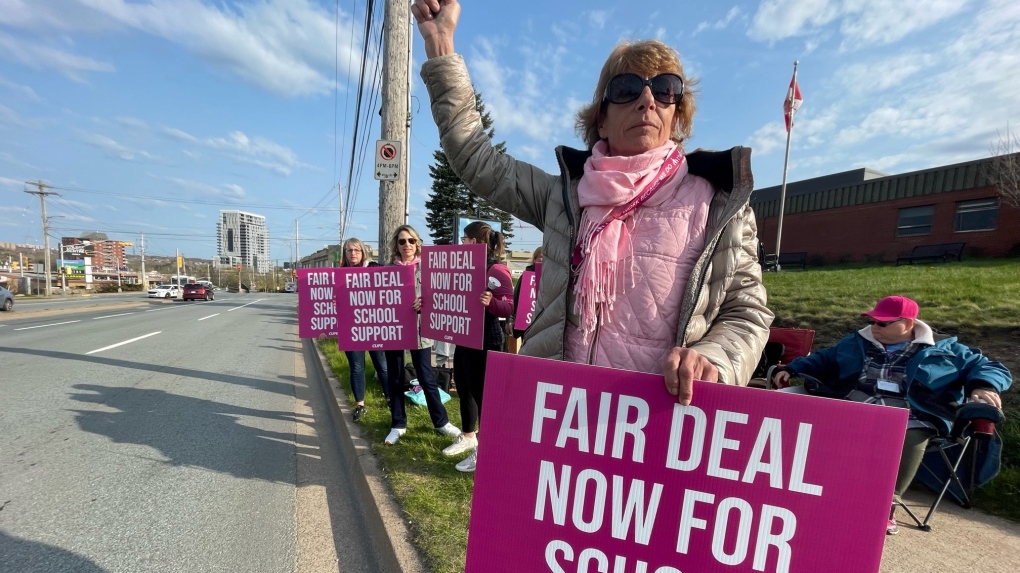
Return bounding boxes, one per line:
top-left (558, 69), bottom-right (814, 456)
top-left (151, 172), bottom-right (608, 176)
top-left (770, 295), bottom-right (1012, 534)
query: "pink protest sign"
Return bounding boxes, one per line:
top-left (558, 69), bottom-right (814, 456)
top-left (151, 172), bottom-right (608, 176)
top-left (297, 268), bottom-right (340, 339)
top-left (468, 353), bottom-right (909, 573)
top-left (514, 270), bottom-right (538, 331)
top-left (420, 244), bottom-right (486, 349)
top-left (335, 265), bottom-right (418, 351)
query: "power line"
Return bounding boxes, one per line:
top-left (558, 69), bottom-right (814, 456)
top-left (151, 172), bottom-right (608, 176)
top-left (39, 183), bottom-right (373, 214)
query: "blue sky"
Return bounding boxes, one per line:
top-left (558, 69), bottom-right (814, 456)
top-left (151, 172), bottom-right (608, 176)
top-left (1, 0), bottom-right (1018, 261)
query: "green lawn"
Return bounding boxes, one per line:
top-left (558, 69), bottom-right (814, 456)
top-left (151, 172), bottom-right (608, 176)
top-left (318, 258), bottom-right (1020, 572)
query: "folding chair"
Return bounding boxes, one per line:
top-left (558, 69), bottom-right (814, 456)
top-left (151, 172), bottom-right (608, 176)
top-left (749, 327), bottom-right (816, 388)
top-left (897, 402), bottom-right (1006, 531)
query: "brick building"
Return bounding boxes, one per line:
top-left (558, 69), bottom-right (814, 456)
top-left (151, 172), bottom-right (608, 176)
top-left (61, 233), bottom-right (125, 271)
top-left (751, 154), bottom-right (1020, 264)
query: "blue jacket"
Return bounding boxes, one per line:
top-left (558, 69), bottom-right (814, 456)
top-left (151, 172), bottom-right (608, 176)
top-left (785, 330), bottom-right (1012, 435)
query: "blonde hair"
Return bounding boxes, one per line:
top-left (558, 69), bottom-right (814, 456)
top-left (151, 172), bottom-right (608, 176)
top-left (575, 39), bottom-right (697, 150)
top-left (389, 225), bottom-right (422, 261)
top-left (532, 246), bottom-right (543, 263)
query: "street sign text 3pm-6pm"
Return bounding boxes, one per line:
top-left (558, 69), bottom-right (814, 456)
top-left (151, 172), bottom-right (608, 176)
top-left (375, 140), bottom-right (401, 181)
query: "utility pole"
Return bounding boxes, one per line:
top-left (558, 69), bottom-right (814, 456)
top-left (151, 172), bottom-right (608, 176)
top-left (405, 9), bottom-right (413, 224)
top-left (295, 220), bottom-right (300, 269)
top-left (24, 180), bottom-right (58, 296)
top-left (378, 0), bottom-right (410, 261)
top-left (59, 243), bottom-right (67, 294)
top-left (140, 233), bottom-right (146, 291)
top-left (338, 183), bottom-right (345, 244)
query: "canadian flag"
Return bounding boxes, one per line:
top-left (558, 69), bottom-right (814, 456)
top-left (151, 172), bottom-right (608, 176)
top-left (783, 73), bottom-right (803, 132)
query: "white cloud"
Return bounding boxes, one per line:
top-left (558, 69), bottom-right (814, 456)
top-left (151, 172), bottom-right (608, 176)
top-left (468, 38), bottom-right (580, 148)
top-left (73, 0), bottom-right (360, 97)
top-left (694, 6), bottom-right (743, 35)
top-left (162, 126), bottom-right (199, 143)
top-left (115, 116), bottom-right (149, 130)
top-left (0, 176), bottom-right (26, 188)
top-left (0, 103), bottom-right (32, 128)
top-left (77, 132), bottom-right (157, 161)
top-left (747, 121), bottom-right (787, 155)
top-left (0, 76), bottom-right (42, 102)
top-left (0, 151), bottom-right (39, 170)
top-left (750, 0), bottom-right (1020, 178)
top-left (837, 0), bottom-right (971, 50)
top-left (161, 176), bottom-right (248, 200)
top-left (206, 130), bottom-right (311, 175)
top-left (161, 125), bottom-right (310, 175)
top-left (837, 53), bottom-right (938, 94)
top-left (0, 30), bottom-right (114, 81)
top-left (748, 0), bottom-right (971, 49)
top-left (586, 10), bottom-right (610, 30)
top-left (748, 0), bottom-right (839, 42)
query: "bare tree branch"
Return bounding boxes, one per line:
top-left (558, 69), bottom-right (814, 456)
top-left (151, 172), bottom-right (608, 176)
top-left (988, 126), bottom-right (1020, 207)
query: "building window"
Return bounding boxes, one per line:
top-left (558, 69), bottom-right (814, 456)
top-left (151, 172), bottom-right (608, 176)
top-left (896, 205), bottom-right (934, 236)
top-left (954, 198), bottom-right (998, 232)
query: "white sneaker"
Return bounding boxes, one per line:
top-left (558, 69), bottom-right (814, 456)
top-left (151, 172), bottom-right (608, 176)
top-left (384, 428), bottom-right (406, 445)
top-left (442, 434), bottom-right (478, 456)
top-left (455, 450), bottom-right (477, 473)
top-left (436, 422), bottom-right (462, 438)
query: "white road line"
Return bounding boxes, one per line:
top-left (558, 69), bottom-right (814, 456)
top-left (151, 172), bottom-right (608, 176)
top-left (86, 331), bottom-right (162, 355)
top-left (93, 312), bottom-right (135, 320)
top-left (227, 298), bottom-right (264, 312)
top-left (14, 320), bottom-right (82, 331)
top-left (198, 313), bottom-right (220, 321)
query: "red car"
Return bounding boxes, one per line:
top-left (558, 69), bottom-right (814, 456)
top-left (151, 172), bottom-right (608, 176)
top-left (182, 283), bottom-right (214, 301)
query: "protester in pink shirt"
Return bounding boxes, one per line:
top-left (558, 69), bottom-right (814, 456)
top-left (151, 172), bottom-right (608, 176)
top-left (442, 221), bottom-right (514, 472)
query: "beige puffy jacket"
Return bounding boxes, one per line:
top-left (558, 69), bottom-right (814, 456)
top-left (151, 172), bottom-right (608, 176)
top-left (422, 55), bottom-right (773, 384)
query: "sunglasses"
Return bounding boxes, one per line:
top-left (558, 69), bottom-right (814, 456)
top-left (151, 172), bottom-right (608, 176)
top-left (868, 318), bottom-right (903, 328)
top-left (604, 73), bottom-right (684, 106)
top-left (397, 237), bottom-right (417, 246)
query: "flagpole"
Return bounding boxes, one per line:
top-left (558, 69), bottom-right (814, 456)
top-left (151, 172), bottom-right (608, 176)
top-left (775, 60), bottom-right (799, 266)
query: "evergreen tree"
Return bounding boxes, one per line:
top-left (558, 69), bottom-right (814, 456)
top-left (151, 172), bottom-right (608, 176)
top-left (424, 91), bottom-right (514, 246)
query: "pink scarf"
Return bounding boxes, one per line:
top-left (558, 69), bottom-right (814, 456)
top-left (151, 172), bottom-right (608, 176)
top-left (573, 140), bottom-right (685, 341)
top-left (393, 256), bottom-right (421, 266)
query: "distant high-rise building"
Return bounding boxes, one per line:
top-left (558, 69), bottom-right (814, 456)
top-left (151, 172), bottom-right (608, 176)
top-left (216, 211), bottom-right (270, 272)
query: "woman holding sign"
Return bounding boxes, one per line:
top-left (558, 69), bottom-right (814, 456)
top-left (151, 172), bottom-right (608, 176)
top-left (340, 237), bottom-right (390, 421)
top-left (443, 221), bottom-right (514, 472)
top-left (412, 0), bottom-right (772, 405)
top-left (384, 225), bottom-right (461, 446)
top-left (511, 246), bottom-right (542, 340)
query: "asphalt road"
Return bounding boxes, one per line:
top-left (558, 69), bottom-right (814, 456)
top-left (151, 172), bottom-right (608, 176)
top-left (0, 293), bottom-right (388, 573)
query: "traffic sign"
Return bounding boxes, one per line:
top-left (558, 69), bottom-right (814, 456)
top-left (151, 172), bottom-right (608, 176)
top-left (374, 140), bottom-right (401, 181)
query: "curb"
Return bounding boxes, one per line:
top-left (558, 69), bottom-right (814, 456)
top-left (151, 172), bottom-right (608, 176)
top-left (303, 339), bottom-right (427, 573)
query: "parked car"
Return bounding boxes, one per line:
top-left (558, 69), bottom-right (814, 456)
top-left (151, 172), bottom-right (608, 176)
top-left (182, 283), bottom-right (214, 301)
top-left (0, 285), bottom-right (13, 311)
top-left (148, 284), bottom-right (181, 299)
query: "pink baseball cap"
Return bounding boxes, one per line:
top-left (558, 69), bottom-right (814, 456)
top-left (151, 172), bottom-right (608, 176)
top-left (862, 295), bottom-right (919, 321)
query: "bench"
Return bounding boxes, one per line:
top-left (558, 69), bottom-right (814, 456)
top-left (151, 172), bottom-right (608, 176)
top-left (895, 242), bottom-right (965, 266)
top-left (776, 252), bottom-right (807, 270)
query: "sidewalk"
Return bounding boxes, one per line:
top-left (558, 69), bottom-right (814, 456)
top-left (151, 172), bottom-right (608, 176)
top-left (882, 493), bottom-right (1020, 572)
top-left (309, 340), bottom-right (1020, 572)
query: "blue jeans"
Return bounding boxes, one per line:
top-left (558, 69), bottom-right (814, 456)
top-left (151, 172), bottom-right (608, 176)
top-left (345, 350), bottom-right (389, 403)
top-left (385, 348), bottom-right (449, 430)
